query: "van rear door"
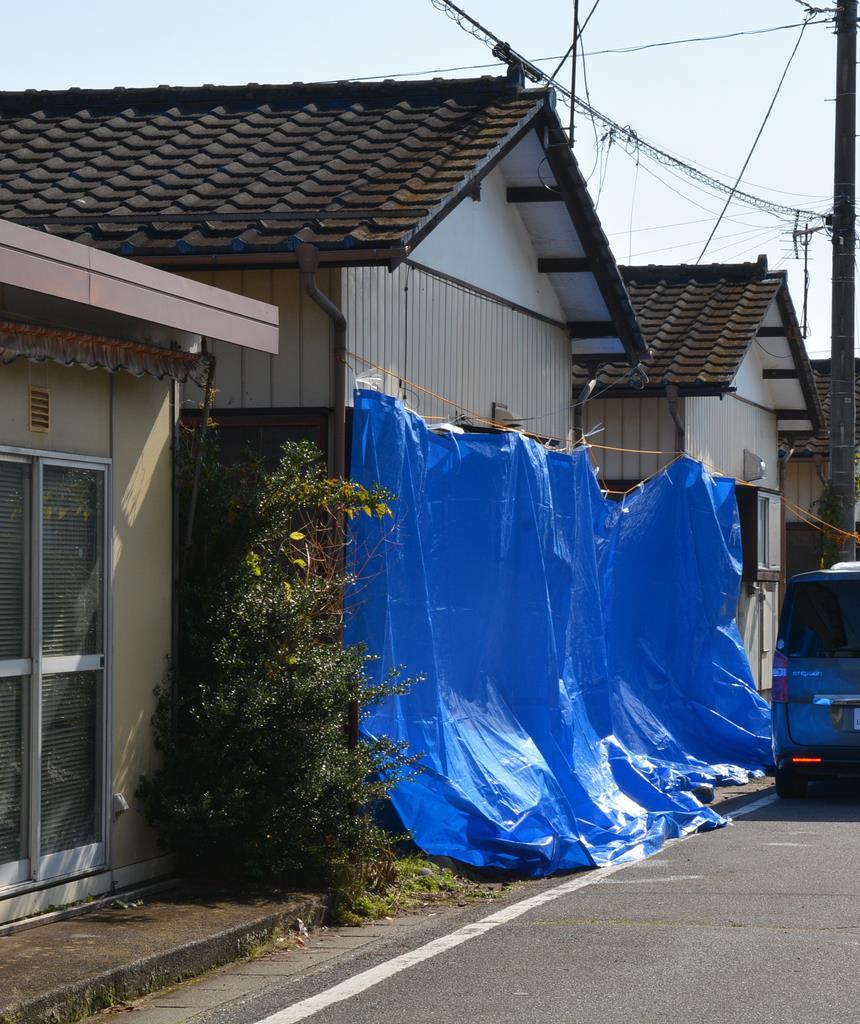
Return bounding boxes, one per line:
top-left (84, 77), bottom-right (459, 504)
top-left (783, 577), bottom-right (860, 746)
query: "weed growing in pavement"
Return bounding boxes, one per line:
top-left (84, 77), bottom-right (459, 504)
top-left (336, 855), bottom-right (516, 924)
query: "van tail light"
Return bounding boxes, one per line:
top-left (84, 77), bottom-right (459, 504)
top-left (772, 650), bottom-right (789, 703)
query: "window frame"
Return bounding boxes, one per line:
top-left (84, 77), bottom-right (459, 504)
top-left (736, 484), bottom-right (782, 582)
top-left (0, 446), bottom-right (111, 890)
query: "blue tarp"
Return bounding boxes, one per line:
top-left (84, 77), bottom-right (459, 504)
top-left (347, 389), bottom-right (771, 876)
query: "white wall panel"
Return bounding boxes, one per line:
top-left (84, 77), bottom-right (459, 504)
top-left (583, 396), bottom-right (677, 485)
top-left (685, 395), bottom-right (779, 490)
top-left (343, 264), bottom-right (572, 443)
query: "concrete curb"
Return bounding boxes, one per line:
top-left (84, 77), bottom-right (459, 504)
top-left (0, 892), bottom-right (336, 1024)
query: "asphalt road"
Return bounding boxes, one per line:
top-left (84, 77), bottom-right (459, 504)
top-left (186, 784), bottom-right (860, 1024)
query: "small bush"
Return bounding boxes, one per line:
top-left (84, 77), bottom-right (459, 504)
top-left (138, 429), bottom-right (416, 886)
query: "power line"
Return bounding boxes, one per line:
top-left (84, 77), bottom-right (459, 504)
top-left (626, 222), bottom-right (786, 262)
top-left (576, 0), bottom-right (600, 156)
top-left (579, 0), bottom-right (602, 34)
top-left (557, 96), bottom-right (833, 201)
top-left (583, 19), bottom-right (828, 57)
top-left (429, 0), bottom-right (831, 223)
top-left (606, 212), bottom-right (776, 237)
top-left (697, 18), bottom-right (811, 262)
top-left (626, 144), bottom-right (778, 222)
top-left (567, 88), bottom-right (824, 224)
top-left (338, 18), bottom-right (830, 86)
top-left (549, 0), bottom-right (606, 92)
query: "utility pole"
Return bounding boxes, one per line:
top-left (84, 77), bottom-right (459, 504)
top-left (830, 0), bottom-right (857, 561)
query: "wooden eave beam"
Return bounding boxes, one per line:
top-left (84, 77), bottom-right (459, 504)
top-left (534, 114), bottom-right (648, 362)
top-left (773, 283), bottom-right (825, 436)
top-left (775, 409), bottom-right (813, 419)
top-left (538, 257), bottom-right (591, 273)
top-left (568, 321), bottom-right (617, 338)
top-left (507, 186), bottom-right (563, 203)
top-left (762, 368), bottom-right (798, 379)
top-left (756, 326), bottom-right (786, 338)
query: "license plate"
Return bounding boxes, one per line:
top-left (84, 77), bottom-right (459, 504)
top-left (854, 708), bottom-right (860, 730)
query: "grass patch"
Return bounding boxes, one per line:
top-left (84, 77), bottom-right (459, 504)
top-left (336, 854), bottom-right (514, 925)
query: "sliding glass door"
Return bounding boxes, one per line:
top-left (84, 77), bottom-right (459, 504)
top-left (0, 459), bottom-right (30, 886)
top-left (0, 454), bottom-right (107, 888)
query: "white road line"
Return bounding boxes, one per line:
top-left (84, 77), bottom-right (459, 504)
top-left (727, 792), bottom-right (779, 819)
top-left (598, 873), bottom-right (704, 884)
top-left (255, 789), bottom-right (777, 1024)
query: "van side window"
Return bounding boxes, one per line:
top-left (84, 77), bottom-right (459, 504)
top-left (786, 581), bottom-right (860, 657)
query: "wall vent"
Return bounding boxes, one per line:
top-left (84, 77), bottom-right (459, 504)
top-left (29, 386), bottom-right (51, 433)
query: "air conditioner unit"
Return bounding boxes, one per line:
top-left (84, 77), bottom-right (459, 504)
top-left (492, 402), bottom-right (522, 430)
top-left (743, 449), bottom-right (766, 482)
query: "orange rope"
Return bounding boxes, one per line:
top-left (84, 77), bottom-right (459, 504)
top-left (346, 352), bottom-right (831, 515)
top-left (579, 440), bottom-right (681, 456)
top-left (782, 495), bottom-right (860, 542)
top-left (346, 351), bottom-right (571, 447)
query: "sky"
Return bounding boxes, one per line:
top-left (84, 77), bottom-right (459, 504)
top-left (0, 1), bottom-right (846, 357)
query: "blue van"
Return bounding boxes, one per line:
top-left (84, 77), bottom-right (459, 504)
top-left (772, 565), bottom-right (860, 797)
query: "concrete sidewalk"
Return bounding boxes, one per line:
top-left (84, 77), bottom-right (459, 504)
top-left (0, 887), bottom-right (334, 1024)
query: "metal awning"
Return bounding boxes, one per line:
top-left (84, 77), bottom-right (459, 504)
top-left (0, 320), bottom-right (211, 384)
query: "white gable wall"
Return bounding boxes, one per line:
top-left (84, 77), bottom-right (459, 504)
top-left (732, 342), bottom-right (774, 408)
top-left (410, 164), bottom-right (566, 322)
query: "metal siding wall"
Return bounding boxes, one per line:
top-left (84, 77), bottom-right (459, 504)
top-left (783, 461), bottom-right (824, 522)
top-left (685, 395), bottom-right (779, 489)
top-left (583, 397), bottom-right (676, 483)
top-left (179, 268), bottom-right (332, 411)
top-left (583, 393), bottom-right (781, 491)
top-left (343, 264), bottom-right (571, 441)
top-left (784, 461), bottom-right (860, 552)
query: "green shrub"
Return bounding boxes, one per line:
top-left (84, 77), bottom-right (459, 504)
top-left (813, 453), bottom-right (860, 568)
top-left (138, 430), bottom-right (416, 886)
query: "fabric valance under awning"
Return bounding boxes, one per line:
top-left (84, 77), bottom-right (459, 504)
top-left (0, 320), bottom-right (211, 384)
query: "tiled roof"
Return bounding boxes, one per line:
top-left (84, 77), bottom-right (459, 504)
top-left (601, 259), bottom-right (781, 392)
top-left (575, 259), bottom-right (824, 435)
top-left (0, 78), bottom-right (544, 258)
top-left (0, 320), bottom-right (210, 383)
top-left (793, 358), bottom-right (860, 456)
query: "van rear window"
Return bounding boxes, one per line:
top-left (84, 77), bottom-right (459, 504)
top-left (785, 580), bottom-right (860, 657)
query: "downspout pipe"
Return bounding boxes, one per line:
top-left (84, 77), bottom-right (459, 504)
top-left (296, 243), bottom-right (358, 749)
top-left (665, 384), bottom-right (685, 454)
top-left (297, 242), bottom-right (348, 480)
top-left (183, 342), bottom-right (216, 560)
